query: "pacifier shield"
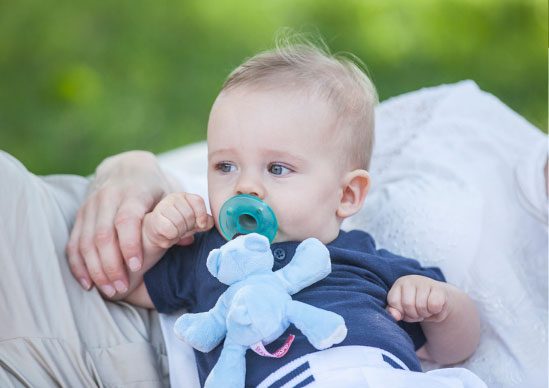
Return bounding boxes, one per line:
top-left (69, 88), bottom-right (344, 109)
top-left (218, 194), bottom-right (278, 243)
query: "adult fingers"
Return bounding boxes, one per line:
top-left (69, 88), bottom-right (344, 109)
top-left (82, 245), bottom-right (116, 298)
top-left (79, 204), bottom-right (114, 295)
top-left (66, 208), bottom-right (92, 290)
top-left (94, 197), bottom-right (128, 293)
top-left (115, 197), bottom-right (152, 272)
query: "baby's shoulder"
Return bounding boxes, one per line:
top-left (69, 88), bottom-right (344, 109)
top-left (331, 229), bottom-right (377, 252)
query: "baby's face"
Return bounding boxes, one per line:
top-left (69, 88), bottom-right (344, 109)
top-left (207, 87), bottom-right (346, 244)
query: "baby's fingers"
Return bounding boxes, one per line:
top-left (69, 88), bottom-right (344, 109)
top-left (160, 200), bottom-right (188, 238)
top-left (424, 287), bottom-right (449, 322)
top-left (176, 235), bottom-right (195, 246)
top-left (386, 306), bottom-right (403, 321)
top-left (182, 193), bottom-right (214, 232)
top-left (199, 214), bottom-right (215, 232)
top-left (415, 285), bottom-right (431, 318)
top-left (154, 193), bottom-right (200, 237)
top-left (146, 211), bottom-right (182, 248)
top-left (400, 284), bottom-right (422, 322)
top-left (386, 284), bottom-right (404, 321)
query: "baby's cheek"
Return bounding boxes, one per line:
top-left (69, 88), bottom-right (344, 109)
top-left (277, 203), bottom-right (301, 222)
top-left (279, 207), bottom-right (310, 234)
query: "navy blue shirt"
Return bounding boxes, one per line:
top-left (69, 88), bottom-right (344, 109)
top-left (144, 229), bottom-right (445, 387)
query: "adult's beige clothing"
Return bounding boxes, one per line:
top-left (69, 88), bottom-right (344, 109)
top-left (0, 151), bottom-right (168, 387)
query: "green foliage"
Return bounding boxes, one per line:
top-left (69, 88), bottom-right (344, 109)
top-left (0, 0), bottom-right (546, 175)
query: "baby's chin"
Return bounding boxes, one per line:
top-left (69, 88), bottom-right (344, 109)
top-left (271, 235), bottom-right (290, 244)
top-left (272, 231), bottom-right (314, 244)
top-left (273, 228), bottom-right (340, 245)
top-left (271, 230), bottom-right (298, 244)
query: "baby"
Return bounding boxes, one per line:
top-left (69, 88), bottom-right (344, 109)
top-left (109, 41), bottom-right (481, 386)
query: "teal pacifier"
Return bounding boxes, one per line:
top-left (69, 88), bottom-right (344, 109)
top-left (218, 194), bottom-right (278, 243)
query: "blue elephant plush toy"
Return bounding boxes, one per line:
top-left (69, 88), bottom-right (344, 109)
top-left (174, 233), bottom-right (347, 387)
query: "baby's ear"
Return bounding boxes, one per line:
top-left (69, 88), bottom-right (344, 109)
top-left (337, 169), bottom-right (370, 219)
top-left (206, 249), bottom-right (221, 277)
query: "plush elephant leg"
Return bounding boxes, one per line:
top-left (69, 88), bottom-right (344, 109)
top-left (204, 336), bottom-right (247, 388)
top-left (174, 310), bottom-right (227, 353)
top-left (286, 300), bottom-right (347, 350)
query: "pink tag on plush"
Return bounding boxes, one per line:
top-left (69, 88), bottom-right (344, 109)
top-left (251, 334), bottom-right (295, 358)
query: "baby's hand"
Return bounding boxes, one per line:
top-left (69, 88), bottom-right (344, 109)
top-left (143, 193), bottom-right (214, 249)
top-left (386, 275), bottom-right (450, 323)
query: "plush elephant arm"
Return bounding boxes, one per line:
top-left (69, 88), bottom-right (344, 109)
top-left (274, 238), bottom-right (331, 294)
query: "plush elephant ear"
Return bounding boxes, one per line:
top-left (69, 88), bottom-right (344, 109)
top-left (206, 248), bottom-right (221, 278)
top-left (243, 233), bottom-right (270, 252)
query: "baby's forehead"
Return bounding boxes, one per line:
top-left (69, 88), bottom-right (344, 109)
top-left (209, 84), bottom-right (362, 168)
top-left (217, 84), bottom-right (343, 128)
top-left (216, 82), bottom-right (323, 103)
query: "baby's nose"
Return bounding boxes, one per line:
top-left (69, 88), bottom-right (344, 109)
top-left (235, 176), bottom-right (265, 199)
top-left (236, 188), bottom-right (261, 197)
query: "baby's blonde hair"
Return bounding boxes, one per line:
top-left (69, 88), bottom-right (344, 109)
top-left (221, 34), bottom-right (378, 170)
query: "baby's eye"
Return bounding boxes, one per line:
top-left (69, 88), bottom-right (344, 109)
top-left (215, 162), bottom-right (236, 173)
top-left (268, 163), bottom-right (291, 176)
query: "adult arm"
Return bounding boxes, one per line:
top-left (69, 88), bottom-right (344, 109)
top-left (65, 150), bottom-right (182, 297)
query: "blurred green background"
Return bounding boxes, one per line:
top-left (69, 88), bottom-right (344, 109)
top-left (1, 0), bottom-right (546, 175)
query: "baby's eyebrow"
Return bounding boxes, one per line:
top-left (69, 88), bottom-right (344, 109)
top-left (208, 148), bottom-right (306, 164)
top-left (263, 150), bottom-right (306, 164)
top-left (208, 148), bottom-right (235, 161)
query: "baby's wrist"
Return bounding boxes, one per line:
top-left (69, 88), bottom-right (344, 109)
top-left (141, 217), bottom-right (170, 262)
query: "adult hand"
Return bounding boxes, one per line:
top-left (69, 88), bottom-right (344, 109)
top-left (66, 150), bottom-right (179, 297)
